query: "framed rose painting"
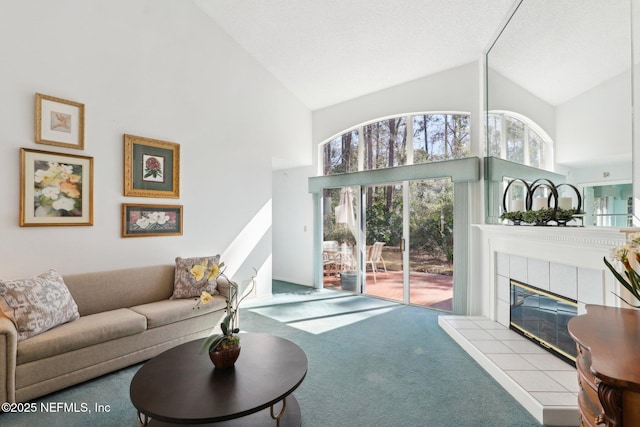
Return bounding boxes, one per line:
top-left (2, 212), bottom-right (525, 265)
top-left (124, 134), bottom-right (180, 198)
top-left (122, 204), bottom-right (183, 237)
top-left (20, 148), bottom-right (93, 226)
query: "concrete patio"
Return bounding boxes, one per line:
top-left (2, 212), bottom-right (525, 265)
top-left (323, 270), bottom-right (453, 311)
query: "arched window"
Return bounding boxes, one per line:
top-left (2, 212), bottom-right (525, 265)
top-left (320, 112), bottom-right (471, 176)
top-left (486, 111), bottom-right (553, 170)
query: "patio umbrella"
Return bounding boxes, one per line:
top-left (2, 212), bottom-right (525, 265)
top-left (335, 187), bottom-right (357, 241)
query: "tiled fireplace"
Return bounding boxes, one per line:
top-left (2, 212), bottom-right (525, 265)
top-left (509, 279), bottom-right (577, 365)
top-left (440, 225), bottom-right (629, 426)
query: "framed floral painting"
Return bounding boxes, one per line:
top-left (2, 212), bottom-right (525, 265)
top-left (20, 148), bottom-right (93, 226)
top-left (35, 93), bottom-right (85, 150)
top-left (123, 134), bottom-right (180, 198)
top-left (122, 204), bottom-right (183, 237)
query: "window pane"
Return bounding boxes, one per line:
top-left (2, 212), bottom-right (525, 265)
top-left (528, 131), bottom-right (544, 169)
top-left (322, 130), bottom-right (358, 175)
top-left (413, 114), bottom-right (470, 163)
top-left (364, 118), bottom-right (407, 170)
top-left (487, 114), bottom-right (502, 157)
top-left (486, 112), bottom-right (552, 171)
top-left (505, 117), bottom-right (525, 164)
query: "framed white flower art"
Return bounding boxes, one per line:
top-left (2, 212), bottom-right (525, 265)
top-left (35, 93), bottom-right (85, 150)
top-left (20, 148), bottom-right (94, 226)
top-left (121, 203), bottom-right (183, 237)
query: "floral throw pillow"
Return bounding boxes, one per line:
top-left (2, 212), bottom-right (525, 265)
top-left (0, 269), bottom-right (80, 341)
top-left (171, 255), bottom-right (221, 299)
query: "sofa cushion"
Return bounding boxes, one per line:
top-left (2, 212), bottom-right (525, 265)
top-left (16, 308), bottom-right (147, 364)
top-left (130, 295), bottom-right (226, 329)
top-left (171, 255), bottom-right (221, 299)
top-left (63, 265), bottom-right (175, 316)
top-left (0, 269), bottom-right (80, 341)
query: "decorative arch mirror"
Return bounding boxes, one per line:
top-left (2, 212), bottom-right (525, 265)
top-left (485, 0), bottom-right (637, 227)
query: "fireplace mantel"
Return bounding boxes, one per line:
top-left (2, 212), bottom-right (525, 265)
top-left (471, 225), bottom-right (632, 323)
top-left (474, 225), bottom-right (629, 256)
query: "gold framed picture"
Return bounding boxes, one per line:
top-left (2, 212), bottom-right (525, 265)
top-left (20, 148), bottom-right (93, 226)
top-left (122, 203), bottom-right (183, 237)
top-left (124, 134), bottom-right (180, 198)
top-left (35, 93), bottom-right (85, 150)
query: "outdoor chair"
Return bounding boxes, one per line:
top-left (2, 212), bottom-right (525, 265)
top-left (366, 242), bottom-right (387, 283)
top-left (323, 241), bottom-right (339, 275)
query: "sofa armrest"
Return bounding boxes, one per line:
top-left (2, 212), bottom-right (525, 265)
top-left (0, 315), bottom-right (17, 404)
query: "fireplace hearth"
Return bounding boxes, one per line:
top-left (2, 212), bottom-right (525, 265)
top-left (510, 280), bottom-right (577, 366)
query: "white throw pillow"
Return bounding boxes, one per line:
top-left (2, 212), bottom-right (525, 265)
top-left (0, 269), bottom-right (79, 341)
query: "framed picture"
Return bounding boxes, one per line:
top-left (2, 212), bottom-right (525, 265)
top-left (124, 134), bottom-right (180, 198)
top-left (20, 148), bottom-right (93, 226)
top-left (122, 204), bottom-right (183, 237)
top-left (35, 93), bottom-right (85, 150)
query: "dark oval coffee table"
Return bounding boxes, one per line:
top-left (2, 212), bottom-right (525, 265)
top-left (130, 333), bottom-right (307, 426)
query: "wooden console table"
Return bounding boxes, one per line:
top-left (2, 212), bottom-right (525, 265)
top-left (568, 305), bottom-right (640, 426)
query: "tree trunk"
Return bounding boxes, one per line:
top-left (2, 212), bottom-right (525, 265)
top-left (342, 132), bottom-right (352, 172)
top-left (444, 115), bottom-right (449, 158)
top-left (386, 119), bottom-right (397, 209)
top-left (365, 126), bottom-right (374, 208)
top-left (423, 115), bottom-right (429, 157)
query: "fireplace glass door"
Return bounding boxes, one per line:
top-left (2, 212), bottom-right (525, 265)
top-left (510, 280), bottom-right (577, 365)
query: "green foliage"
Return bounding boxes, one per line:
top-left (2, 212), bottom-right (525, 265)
top-left (366, 200), bottom-right (394, 244)
top-left (408, 179), bottom-right (454, 261)
top-left (603, 256), bottom-right (640, 308)
top-left (364, 179), bottom-right (454, 262)
top-left (501, 208), bottom-right (583, 225)
top-left (365, 195), bottom-right (403, 246)
top-left (500, 211), bottom-right (524, 222)
top-left (325, 223), bottom-right (356, 245)
top-left (522, 208), bottom-right (554, 224)
top-left (198, 274), bottom-right (255, 355)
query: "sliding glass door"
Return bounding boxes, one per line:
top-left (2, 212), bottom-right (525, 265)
top-left (320, 180), bottom-right (453, 311)
top-left (362, 179), bottom-right (453, 311)
top-left (363, 182), bottom-right (404, 302)
top-left (407, 178), bottom-right (453, 311)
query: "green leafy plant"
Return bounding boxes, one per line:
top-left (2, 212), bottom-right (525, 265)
top-left (500, 211), bottom-right (524, 222)
top-left (521, 208), bottom-right (554, 224)
top-left (193, 262), bottom-right (256, 354)
top-left (554, 208), bottom-right (583, 223)
top-left (604, 232), bottom-right (640, 308)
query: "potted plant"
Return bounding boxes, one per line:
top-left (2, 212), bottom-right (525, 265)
top-left (554, 208), bottom-right (582, 226)
top-left (340, 268), bottom-right (358, 291)
top-left (522, 208), bottom-right (554, 225)
top-left (604, 232), bottom-right (640, 308)
top-left (193, 261), bottom-right (255, 368)
top-left (500, 210), bottom-right (524, 225)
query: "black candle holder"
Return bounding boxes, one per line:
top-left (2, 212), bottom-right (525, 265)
top-left (500, 178), bottom-right (584, 226)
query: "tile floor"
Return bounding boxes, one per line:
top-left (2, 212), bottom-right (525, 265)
top-left (438, 315), bottom-right (580, 427)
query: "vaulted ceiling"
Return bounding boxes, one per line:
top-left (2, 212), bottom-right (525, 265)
top-left (194, 0), bottom-right (631, 111)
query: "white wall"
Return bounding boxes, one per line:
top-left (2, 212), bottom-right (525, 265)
top-left (0, 0), bottom-right (311, 299)
top-left (314, 62), bottom-right (483, 155)
top-left (272, 166), bottom-right (315, 286)
top-left (556, 70), bottom-right (632, 183)
top-left (487, 69), bottom-right (556, 141)
top-left (272, 62), bottom-right (482, 287)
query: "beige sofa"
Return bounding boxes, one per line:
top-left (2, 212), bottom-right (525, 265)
top-left (0, 264), bottom-right (227, 403)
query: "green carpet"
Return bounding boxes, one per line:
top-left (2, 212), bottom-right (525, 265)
top-left (0, 282), bottom-right (541, 426)
top-left (246, 290), bottom-right (401, 334)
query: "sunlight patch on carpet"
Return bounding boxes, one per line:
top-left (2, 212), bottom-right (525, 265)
top-left (247, 294), bottom-right (401, 334)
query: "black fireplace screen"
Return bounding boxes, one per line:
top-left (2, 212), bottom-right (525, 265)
top-left (510, 280), bottom-right (577, 365)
